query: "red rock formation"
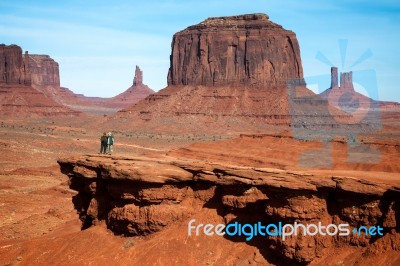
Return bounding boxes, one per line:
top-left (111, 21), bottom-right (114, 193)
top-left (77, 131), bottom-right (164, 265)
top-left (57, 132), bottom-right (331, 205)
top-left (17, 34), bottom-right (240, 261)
top-left (321, 67), bottom-right (378, 117)
top-left (58, 154), bottom-right (400, 264)
top-left (340, 71), bottom-right (354, 90)
top-left (29, 55), bottom-right (60, 88)
top-left (109, 65), bottom-right (154, 109)
top-left (0, 44), bottom-right (31, 85)
top-left (167, 13), bottom-right (303, 87)
top-left (133, 65), bottom-right (143, 86)
top-left (112, 14), bottom-right (331, 134)
top-left (330, 67), bottom-right (338, 89)
top-left (0, 44), bottom-right (80, 117)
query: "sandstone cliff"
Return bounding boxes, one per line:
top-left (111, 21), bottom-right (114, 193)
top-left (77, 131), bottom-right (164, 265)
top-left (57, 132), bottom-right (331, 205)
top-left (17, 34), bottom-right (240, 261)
top-left (0, 44), bottom-right (31, 85)
top-left (58, 154), bottom-right (400, 265)
top-left (167, 13), bottom-right (303, 87)
top-left (29, 55), bottom-right (60, 88)
top-left (28, 54), bottom-right (66, 102)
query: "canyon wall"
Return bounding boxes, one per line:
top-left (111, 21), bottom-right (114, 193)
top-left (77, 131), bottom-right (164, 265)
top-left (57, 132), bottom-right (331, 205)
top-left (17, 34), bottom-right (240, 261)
top-left (167, 13), bottom-right (303, 87)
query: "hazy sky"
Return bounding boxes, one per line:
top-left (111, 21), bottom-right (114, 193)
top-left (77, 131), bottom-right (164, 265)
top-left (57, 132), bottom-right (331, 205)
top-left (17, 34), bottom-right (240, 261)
top-left (1, 0), bottom-right (399, 102)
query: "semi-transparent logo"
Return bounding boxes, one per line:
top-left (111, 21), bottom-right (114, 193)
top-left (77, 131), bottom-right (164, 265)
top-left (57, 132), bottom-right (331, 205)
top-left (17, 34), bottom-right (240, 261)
top-left (188, 219), bottom-right (383, 241)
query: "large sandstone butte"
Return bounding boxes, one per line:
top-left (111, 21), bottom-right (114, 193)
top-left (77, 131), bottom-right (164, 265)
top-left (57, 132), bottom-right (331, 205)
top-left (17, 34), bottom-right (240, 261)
top-left (167, 13), bottom-right (303, 87)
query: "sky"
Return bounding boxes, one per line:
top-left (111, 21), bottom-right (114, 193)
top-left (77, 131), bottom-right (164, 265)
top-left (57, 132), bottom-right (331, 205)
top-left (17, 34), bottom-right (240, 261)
top-left (0, 0), bottom-right (399, 102)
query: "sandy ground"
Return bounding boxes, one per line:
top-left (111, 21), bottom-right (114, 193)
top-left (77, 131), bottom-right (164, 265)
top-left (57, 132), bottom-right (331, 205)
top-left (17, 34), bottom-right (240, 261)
top-left (0, 115), bottom-right (399, 265)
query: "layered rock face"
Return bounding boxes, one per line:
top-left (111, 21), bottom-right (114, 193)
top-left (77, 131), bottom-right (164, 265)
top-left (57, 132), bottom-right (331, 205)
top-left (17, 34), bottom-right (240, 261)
top-left (167, 13), bottom-right (303, 87)
top-left (59, 155), bottom-right (400, 264)
top-left (29, 55), bottom-right (60, 87)
top-left (0, 44), bottom-right (31, 85)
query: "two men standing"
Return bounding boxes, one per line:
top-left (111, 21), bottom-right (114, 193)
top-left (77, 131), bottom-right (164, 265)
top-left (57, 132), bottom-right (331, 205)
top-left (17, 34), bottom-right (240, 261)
top-left (99, 132), bottom-right (114, 154)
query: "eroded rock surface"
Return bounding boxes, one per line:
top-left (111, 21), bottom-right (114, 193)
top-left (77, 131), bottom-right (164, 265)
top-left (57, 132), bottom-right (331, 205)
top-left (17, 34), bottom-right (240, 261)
top-left (58, 154), bottom-right (400, 264)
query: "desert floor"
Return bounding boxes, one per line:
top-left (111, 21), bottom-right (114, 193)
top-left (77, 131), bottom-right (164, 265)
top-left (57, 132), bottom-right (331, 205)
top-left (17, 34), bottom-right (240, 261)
top-left (0, 114), bottom-right (399, 265)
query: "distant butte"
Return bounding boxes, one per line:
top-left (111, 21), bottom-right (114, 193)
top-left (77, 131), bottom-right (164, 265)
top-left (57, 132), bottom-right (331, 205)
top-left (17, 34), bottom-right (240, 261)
top-left (110, 65), bottom-right (155, 109)
top-left (0, 44), bottom-right (80, 117)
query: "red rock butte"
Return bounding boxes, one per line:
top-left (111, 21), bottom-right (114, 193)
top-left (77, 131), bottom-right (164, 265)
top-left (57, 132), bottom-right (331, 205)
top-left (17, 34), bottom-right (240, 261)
top-left (167, 13), bottom-right (303, 87)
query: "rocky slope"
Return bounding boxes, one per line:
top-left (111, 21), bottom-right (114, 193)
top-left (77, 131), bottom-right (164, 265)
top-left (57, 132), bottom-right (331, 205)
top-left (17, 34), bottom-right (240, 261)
top-left (0, 85), bottom-right (80, 117)
top-left (58, 154), bottom-right (400, 265)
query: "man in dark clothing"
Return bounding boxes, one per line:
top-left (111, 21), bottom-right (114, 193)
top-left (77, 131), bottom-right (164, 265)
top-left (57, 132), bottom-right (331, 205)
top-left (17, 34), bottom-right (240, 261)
top-left (99, 132), bottom-right (108, 154)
